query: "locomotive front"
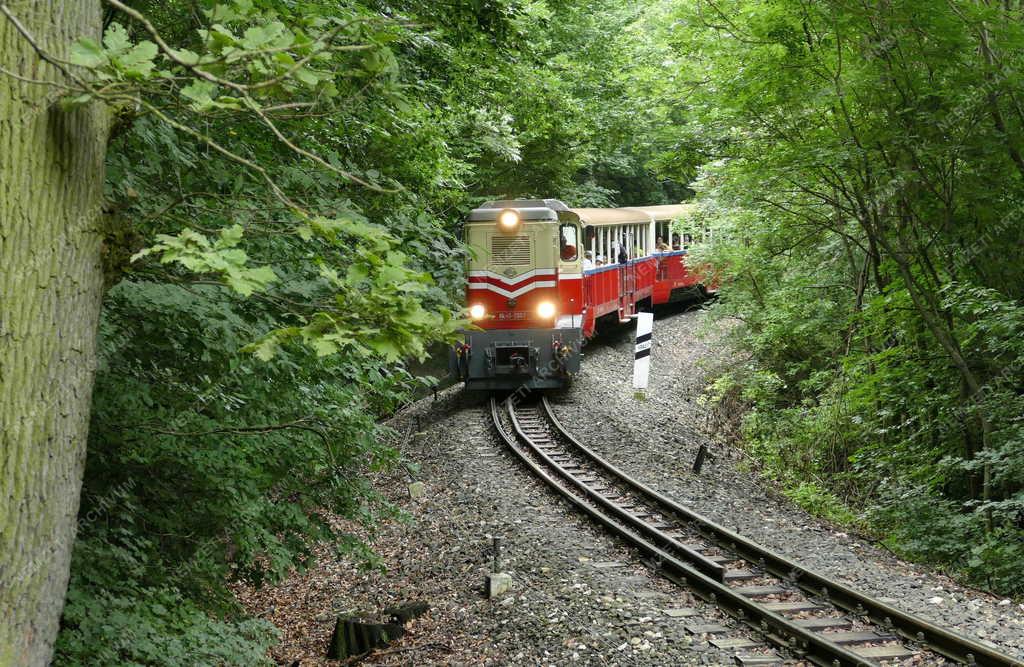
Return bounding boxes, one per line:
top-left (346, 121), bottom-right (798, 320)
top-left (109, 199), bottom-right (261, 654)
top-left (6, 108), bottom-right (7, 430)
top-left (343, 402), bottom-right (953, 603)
top-left (451, 199), bottom-right (583, 391)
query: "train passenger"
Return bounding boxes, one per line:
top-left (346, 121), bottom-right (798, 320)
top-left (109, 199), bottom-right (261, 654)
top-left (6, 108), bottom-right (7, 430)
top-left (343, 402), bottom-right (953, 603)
top-left (656, 236), bottom-right (670, 251)
top-left (617, 243), bottom-right (628, 265)
top-left (583, 251), bottom-right (595, 270)
top-left (560, 233), bottom-right (577, 261)
top-left (671, 233), bottom-right (681, 250)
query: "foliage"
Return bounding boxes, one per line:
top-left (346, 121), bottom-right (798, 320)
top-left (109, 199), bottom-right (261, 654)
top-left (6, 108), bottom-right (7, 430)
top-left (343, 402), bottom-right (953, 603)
top-left (15, 0), bottom-right (692, 661)
top-left (11, 0), bottom-right (1020, 658)
top-left (58, 534), bottom-right (277, 666)
top-left (663, 0), bottom-right (1024, 594)
top-left (784, 483), bottom-right (859, 527)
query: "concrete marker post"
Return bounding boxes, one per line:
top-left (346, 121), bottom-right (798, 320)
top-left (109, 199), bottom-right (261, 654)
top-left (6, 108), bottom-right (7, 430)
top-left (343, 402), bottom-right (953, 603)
top-left (486, 535), bottom-right (511, 598)
top-left (633, 311), bottom-right (654, 400)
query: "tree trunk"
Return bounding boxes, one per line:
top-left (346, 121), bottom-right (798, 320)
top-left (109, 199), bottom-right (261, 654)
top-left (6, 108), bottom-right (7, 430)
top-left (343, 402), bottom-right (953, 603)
top-left (0, 3), bottom-right (109, 665)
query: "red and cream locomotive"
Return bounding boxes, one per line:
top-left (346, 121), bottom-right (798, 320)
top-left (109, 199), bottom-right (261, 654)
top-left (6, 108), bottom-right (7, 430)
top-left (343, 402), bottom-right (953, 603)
top-left (451, 199), bottom-right (711, 390)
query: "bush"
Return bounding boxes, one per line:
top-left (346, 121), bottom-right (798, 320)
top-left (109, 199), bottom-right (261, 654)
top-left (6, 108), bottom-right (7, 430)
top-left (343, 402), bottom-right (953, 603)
top-left (56, 536), bottom-right (277, 666)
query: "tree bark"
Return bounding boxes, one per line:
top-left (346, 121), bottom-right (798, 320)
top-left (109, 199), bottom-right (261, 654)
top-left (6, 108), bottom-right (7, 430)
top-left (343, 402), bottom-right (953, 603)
top-left (0, 3), bottom-right (109, 665)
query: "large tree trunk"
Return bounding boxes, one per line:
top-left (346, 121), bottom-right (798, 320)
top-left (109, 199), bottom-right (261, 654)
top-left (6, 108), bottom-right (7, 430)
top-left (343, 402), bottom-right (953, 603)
top-left (0, 3), bottom-right (109, 665)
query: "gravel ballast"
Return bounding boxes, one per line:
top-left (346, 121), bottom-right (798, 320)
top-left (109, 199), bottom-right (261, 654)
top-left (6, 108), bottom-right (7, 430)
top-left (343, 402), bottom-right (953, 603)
top-left (237, 305), bottom-right (1024, 665)
top-left (552, 305), bottom-right (1024, 662)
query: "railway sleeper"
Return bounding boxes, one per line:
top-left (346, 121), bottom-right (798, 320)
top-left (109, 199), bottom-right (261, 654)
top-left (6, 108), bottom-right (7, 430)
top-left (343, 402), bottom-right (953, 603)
top-left (733, 654), bottom-right (784, 666)
top-left (762, 601), bottom-right (822, 614)
top-left (731, 585), bottom-right (788, 598)
top-left (793, 617), bottom-right (854, 631)
top-left (709, 637), bottom-right (763, 650)
top-left (707, 554), bottom-right (741, 565)
top-left (724, 570), bottom-right (760, 582)
top-left (680, 542), bottom-right (709, 553)
top-left (850, 645), bottom-right (918, 660)
top-left (685, 624), bottom-right (730, 636)
top-left (820, 631), bottom-right (897, 646)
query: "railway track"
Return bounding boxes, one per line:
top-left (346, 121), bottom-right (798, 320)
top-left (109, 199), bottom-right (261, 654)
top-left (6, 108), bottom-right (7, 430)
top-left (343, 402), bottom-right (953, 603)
top-left (489, 394), bottom-right (1023, 667)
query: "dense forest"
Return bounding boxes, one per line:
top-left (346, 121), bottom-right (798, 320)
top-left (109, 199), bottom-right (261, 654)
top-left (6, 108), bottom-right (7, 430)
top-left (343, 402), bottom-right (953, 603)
top-left (0, 0), bottom-right (1021, 664)
top-left (681, 0), bottom-right (1024, 596)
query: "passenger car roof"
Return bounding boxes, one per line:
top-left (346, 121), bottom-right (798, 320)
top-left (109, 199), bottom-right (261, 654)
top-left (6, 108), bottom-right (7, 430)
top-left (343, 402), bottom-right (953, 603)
top-left (467, 201), bottom-right (694, 225)
top-left (570, 204), bottom-right (694, 226)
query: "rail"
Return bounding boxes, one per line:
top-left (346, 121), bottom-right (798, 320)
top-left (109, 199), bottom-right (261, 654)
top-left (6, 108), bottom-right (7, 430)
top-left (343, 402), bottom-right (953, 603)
top-left (489, 395), bottom-right (1023, 667)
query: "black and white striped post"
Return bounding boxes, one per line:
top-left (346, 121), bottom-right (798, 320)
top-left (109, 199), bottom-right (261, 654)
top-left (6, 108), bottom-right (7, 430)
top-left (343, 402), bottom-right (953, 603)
top-left (633, 312), bottom-right (653, 400)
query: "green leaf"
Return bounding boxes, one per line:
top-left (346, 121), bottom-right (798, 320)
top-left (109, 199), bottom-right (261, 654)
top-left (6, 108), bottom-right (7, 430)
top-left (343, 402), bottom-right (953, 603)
top-left (180, 80), bottom-right (218, 111)
top-left (129, 247), bottom-right (155, 263)
top-left (244, 265), bottom-right (278, 288)
top-left (60, 94), bottom-right (94, 110)
top-left (308, 217), bottom-right (348, 240)
top-left (171, 49), bottom-right (201, 66)
top-left (104, 23), bottom-right (132, 55)
top-left (70, 38), bottom-right (106, 68)
top-left (293, 67), bottom-right (321, 88)
top-left (212, 96), bottom-right (242, 110)
top-left (345, 263), bottom-right (368, 284)
top-left (244, 336), bottom-right (279, 361)
top-left (310, 337), bottom-right (339, 357)
top-left (119, 41), bottom-right (159, 78)
top-left (216, 225), bottom-right (244, 249)
top-left (241, 22), bottom-right (291, 50)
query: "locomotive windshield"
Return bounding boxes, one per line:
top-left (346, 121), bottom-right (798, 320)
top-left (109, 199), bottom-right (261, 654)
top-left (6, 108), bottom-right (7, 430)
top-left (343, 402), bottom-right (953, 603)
top-left (559, 223), bottom-right (579, 261)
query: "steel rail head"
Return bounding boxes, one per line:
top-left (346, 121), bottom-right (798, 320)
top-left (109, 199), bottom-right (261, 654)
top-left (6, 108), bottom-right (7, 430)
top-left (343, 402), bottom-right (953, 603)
top-left (504, 397), bottom-right (726, 581)
top-left (539, 397), bottom-right (1024, 667)
top-left (490, 398), bottom-right (880, 667)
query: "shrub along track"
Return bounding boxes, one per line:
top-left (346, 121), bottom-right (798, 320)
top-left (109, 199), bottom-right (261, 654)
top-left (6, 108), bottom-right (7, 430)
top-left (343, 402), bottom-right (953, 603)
top-left (489, 394), bottom-right (1023, 667)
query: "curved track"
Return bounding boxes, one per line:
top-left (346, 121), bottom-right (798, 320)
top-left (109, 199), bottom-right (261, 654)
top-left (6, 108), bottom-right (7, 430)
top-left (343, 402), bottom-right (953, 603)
top-left (490, 395), bottom-right (1023, 667)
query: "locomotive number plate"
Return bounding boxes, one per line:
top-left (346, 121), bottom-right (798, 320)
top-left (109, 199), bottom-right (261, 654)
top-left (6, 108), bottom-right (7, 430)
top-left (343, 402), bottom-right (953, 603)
top-left (495, 311), bottom-right (527, 321)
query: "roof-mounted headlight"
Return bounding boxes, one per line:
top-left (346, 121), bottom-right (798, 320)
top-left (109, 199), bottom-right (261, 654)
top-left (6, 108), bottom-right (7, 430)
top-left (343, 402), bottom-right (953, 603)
top-left (497, 209), bottom-right (521, 233)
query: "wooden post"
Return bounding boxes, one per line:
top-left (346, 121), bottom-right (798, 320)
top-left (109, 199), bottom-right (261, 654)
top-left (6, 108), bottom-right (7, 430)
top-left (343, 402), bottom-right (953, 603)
top-left (692, 444), bottom-right (708, 474)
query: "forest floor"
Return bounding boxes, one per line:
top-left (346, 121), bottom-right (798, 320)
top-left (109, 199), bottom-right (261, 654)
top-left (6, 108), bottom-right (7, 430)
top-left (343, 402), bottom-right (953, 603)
top-left (236, 305), bottom-right (1024, 666)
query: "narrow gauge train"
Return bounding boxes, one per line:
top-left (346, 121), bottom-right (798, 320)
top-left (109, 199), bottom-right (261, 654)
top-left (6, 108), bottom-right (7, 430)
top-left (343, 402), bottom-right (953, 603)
top-left (451, 199), bottom-right (712, 391)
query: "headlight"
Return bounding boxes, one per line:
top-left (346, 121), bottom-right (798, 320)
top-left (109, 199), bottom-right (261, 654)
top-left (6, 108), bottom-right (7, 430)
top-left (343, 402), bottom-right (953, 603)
top-left (498, 209), bottom-right (520, 230)
top-left (537, 301), bottom-right (556, 319)
top-left (469, 304), bottom-right (486, 320)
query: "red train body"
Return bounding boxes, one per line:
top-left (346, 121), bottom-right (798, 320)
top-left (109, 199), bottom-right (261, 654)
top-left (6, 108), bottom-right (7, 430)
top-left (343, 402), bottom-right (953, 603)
top-left (452, 199), bottom-right (713, 390)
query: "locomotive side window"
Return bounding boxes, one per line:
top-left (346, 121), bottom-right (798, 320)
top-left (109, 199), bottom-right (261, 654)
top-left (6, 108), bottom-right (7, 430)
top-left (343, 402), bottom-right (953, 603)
top-left (559, 223), bottom-right (579, 261)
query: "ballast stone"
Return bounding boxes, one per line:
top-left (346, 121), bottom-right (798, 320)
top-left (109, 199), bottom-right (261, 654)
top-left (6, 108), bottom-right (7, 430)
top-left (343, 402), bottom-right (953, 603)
top-left (663, 607), bottom-right (698, 618)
